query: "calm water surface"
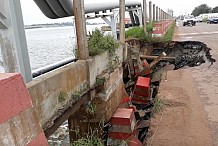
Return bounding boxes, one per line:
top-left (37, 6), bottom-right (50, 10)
top-left (0, 24), bottom-right (104, 72)
top-left (0, 24), bottom-right (105, 146)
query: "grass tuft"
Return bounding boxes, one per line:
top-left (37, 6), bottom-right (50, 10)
top-left (88, 29), bottom-right (119, 56)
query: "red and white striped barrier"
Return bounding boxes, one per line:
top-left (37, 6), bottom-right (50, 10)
top-left (132, 77), bottom-right (150, 105)
top-left (107, 108), bottom-right (137, 145)
top-left (0, 73), bottom-right (48, 146)
top-left (152, 20), bottom-right (174, 37)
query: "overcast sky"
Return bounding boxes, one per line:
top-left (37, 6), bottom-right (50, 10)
top-left (20, 0), bottom-right (218, 25)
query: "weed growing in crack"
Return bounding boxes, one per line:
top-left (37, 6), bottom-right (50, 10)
top-left (95, 77), bottom-right (106, 87)
top-left (58, 91), bottom-right (67, 102)
top-left (71, 127), bottom-right (104, 146)
top-left (152, 98), bottom-right (165, 114)
top-left (85, 101), bottom-right (96, 115)
top-left (71, 92), bottom-right (82, 101)
top-left (88, 29), bottom-right (118, 56)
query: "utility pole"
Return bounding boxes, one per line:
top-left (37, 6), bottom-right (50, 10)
top-left (73, 0), bottom-right (89, 60)
top-left (143, 0), bottom-right (147, 33)
top-left (149, 1), bottom-right (152, 22)
top-left (0, 0), bottom-right (32, 83)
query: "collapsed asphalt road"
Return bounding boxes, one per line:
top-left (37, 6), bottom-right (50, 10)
top-left (151, 41), bottom-right (216, 72)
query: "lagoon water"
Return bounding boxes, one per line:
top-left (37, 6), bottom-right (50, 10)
top-left (0, 24), bottom-right (105, 146)
top-left (0, 24), bottom-right (104, 73)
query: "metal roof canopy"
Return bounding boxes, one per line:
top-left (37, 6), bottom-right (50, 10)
top-left (33, 0), bottom-right (141, 19)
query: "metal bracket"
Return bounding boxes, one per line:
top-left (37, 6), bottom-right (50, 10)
top-left (132, 10), bottom-right (143, 27)
top-left (0, 21), bottom-right (7, 29)
top-left (101, 10), bottom-right (119, 39)
top-left (0, 12), bottom-right (7, 29)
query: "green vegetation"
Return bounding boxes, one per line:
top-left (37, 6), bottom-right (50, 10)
top-left (58, 91), bottom-right (67, 102)
top-left (71, 92), bottom-right (82, 100)
top-left (71, 128), bottom-right (104, 146)
top-left (161, 22), bottom-right (176, 42)
top-left (152, 97), bottom-right (165, 114)
top-left (191, 4), bottom-right (212, 16)
top-left (85, 101), bottom-right (96, 115)
top-left (146, 22), bottom-right (155, 34)
top-left (125, 26), bottom-right (146, 40)
top-left (95, 77), bottom-right (106, 87)
top-left (125, 22), bottom-right (154, 40)
top-left (88, 29), bottom-right (119, 56)
top-left (212, 6), bottom-right (218, 13)
top-left (125, 21), bottom-right (176, 43)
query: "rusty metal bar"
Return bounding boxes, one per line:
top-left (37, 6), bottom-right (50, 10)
top-left (73, 0), bottom-right (89, 60)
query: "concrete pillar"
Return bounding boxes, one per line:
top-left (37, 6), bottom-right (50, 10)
top-left (162, 10), bottom-right (164, 20)
top-left (119, 0), bottom-right (126, 61)
top-left (0, 0), bottom-right (32, 83)
top-left (73, 0), bottom-right (89, 60)
top-left (143, 0), bottom-right (147, 33)
top-left (160, 9), bottom-right (162, 21)
top-left (159, 7), bottom-right (161, 21)
top-left (153, 4), bottom-right (155, 21)
top-left (156, 6), bottom-right (158, 21)
top-left (119, 0), bottom-right (125, 46)
top-left (149, 1), bottom-right (152, 22)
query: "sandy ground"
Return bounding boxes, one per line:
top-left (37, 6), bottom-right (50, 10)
top-left (146, 21), bottom-right (218, 146)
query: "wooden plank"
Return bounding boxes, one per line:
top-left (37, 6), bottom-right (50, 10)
top-left (43, 89), bottom-right (95, 138)
top-left (140, 55), bottom-right (175, 61)
top-left (73, 0), bottom-right (89, 60)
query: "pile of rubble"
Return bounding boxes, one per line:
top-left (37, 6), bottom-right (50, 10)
top-left (106, 40), bottom-right (216, 145)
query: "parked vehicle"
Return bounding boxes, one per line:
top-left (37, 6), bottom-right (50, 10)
top-left (207, 18), bottom-right (218, 24)
top-left (196, 17), bottom-right (203, 22)
top-left (183, 18), bottom-right (196, 26)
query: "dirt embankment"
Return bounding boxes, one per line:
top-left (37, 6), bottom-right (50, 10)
top-left (146, 69), bottom-right (213, 146)
top-left (146, 22), bottom-right (216, 146)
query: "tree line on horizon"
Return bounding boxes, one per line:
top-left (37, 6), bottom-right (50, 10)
top-left (191, 4), bottom-right (218, 16)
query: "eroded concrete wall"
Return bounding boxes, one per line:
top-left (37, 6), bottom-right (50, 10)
top-left (94, 66), bottom-right (125, 121)
top-left (27, 46), bottom-right (124, 127)
top-left (27, 60), bottom-right (89, 125)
